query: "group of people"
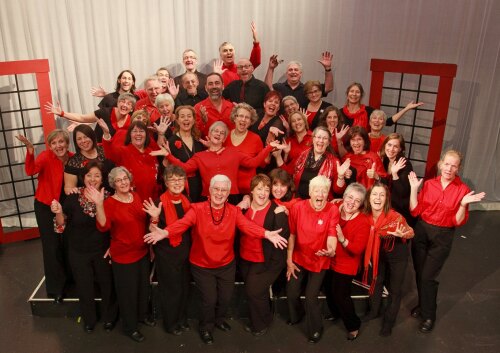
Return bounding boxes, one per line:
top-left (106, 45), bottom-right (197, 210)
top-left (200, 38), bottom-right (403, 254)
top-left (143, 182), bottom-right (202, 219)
top-left (17, 25), bottom-right (486, 345)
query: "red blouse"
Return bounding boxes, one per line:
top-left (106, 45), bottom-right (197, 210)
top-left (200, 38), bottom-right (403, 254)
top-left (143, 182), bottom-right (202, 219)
top-left (165, 201), bottom-right (266, 268)
top-left (289, 200), bottom-right (339, 272)
top-left (344, 151), bottom-right (387, 189)
top-left (194, 98), bottom-right (235, 137)
top-left (97, 193), bottom-right (148, 264)
top-left (239, 202), bottom-right (271, 262)
top-left (225, 130), bottom-right (265, 194)
top-left (410, 175), bottom-right (471, 227)
top-left (166, 145), bottom-right (272, 196)
top-left (283, 131), bottom-right (313, 174)
top-left (369, 134), bottom-right (385, 155)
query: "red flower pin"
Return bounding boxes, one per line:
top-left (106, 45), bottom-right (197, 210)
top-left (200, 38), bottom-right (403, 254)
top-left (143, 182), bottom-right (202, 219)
top-left (174, 140), bottom-right (182, 149)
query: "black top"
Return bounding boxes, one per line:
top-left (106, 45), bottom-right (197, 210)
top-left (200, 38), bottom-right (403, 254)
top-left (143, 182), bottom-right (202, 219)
top-left (174, 71), bottom-right (207, 93)
top-left (223, 76), bottom-right (270, 116)
top-left (97, 92), bottom-right (140, 109)
top-left (174, 89), bottom-right (208, 107)
top-left (154, 199), bottom-right (191, 260)
top-left (273, 81), bottom-right (327, 112)
top-left (309, 100), bottom-right (333, 130)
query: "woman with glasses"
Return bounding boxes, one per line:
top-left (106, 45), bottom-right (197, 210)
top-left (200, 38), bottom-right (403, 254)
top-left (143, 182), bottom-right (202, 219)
top-left (303, 80), bottom-right (332, 131)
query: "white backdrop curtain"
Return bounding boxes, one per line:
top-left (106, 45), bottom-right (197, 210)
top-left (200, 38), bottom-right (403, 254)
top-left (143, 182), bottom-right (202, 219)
top-left (0, 0), bottom-right (498, 214)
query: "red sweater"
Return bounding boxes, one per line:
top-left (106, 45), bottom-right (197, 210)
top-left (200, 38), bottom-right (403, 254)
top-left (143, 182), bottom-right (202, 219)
top-left (330, 212), bottom-right (371, 275)
top-left (224, 131), bottom-right (265, 194)
top-left (369, 134), bottom-right (385, 155)
top-left (289, 200), bottom-right (339, 272)
top-left (166, 145), bottom-right (272, 196)
top-left (102, 139), bottom-right (160, 201)
top-left (166, 201), bottom-right (266, 268)
top-left (410, 175), bottom-right (470, 227)
top-left (97, 193), bottom-right (148, 264)
top-left (25, 150), bottom-right (74, 205)
top-left (283, 131), bottom-right (313, 175)
top-left (194, 97), bottom-right (234, 137)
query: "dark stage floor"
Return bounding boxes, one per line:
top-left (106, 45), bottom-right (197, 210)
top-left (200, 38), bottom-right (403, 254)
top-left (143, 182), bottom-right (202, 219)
top-left (1, 211), bottom-right (499, 353)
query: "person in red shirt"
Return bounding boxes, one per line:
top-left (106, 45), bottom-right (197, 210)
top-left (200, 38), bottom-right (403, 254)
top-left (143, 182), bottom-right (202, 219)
top-left (317, 105), bottom-right (349, 157)
top-left (16, 130), bottom-right (73, 303)
top-left (303, 80), bottom-right (332, 130)
top-left (135, 76), bottom-right (162, 124)
top-left (89, 166), bottom-right (153, 343)
top-left (286, 175), bottom-right (339, 344)
top-left (408, 150), bottom-right (485, 333)
top-left (368, 110), bottom-right (387, 155)
top-left (327, 183), bottom-right (370, 341)
top-left (362, 183), bottom-right (414, 337)
top-left (143, 174), bottom-right (287, 345)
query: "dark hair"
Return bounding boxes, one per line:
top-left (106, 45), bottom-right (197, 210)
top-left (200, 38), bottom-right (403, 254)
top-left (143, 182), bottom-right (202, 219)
top-left (114, 69), bottom-right (136, 93)
top-left (268, 168), bottom-right (294, 201)
top-left (73, 124), bottom-right (97, 154)
top-left (78, 160), bottom-right (105, 187)
top-left (365, 182), bottom-right (391, 215)
top-left (318, 105), bottom-right (344, 129)
top-left (163, 165), bottom-right (186, 182)
top-left (124, 121), bottom-right (150, 147)
top-left (346, 126), bottom-right (370, 153)
top-left (345, 82), bottom-right (365, 100)
top-left (380, 133), bottom-right (406, 159)
top-left (206, 72), bottom-right (224, 84)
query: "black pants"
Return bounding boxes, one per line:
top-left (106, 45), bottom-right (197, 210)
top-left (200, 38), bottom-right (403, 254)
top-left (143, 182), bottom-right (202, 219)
top-left (411, 220), bottom-right (454, 321)
top-left (286, 265), bottom-right (326, 336)
top-left (112, 255), bottom-right (151, 334)
top-left (34, 199), bottom-right (68, 296)
top-left (329, 270), bottom-right (360, 332)
top-left (369, 240), bottom-right (409, 327)
top-left (154, 243), bottom-right (190, 332)
top-left (240, 258), bottom-right (284, 331)
top-left (70, 250), bottom-right (117, 326)
top-left (191, 261), bottom-right (236, 332)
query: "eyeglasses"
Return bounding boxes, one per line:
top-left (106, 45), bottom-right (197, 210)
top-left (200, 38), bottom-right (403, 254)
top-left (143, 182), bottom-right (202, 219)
top-left (345, 194), bottom-right (362, 205)
top-left (114, 176), bottom-right (130, 184)
top-left (237, 64), bottom-right (253, 70)
top-left (235, 114), bottom-right (251, 120)
top-left (167, 177), bottom-right (185, 184)
top-left (313, 135), bottom-right (329, 141)
top-left (211, 129), bottom-right (226, 135)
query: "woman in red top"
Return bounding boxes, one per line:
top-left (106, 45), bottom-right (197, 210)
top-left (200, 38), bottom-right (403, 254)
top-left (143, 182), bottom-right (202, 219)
top-left (100, 120), bottom-right (160, 201)
top-left (303, 80), bottom-right (332, 130)
top-left (408, 150), bottom-right (485, 333)
top-left (286, 175), bottom-right (339, 343)
top-left (362, 183), bottom-right (414, 337)
top-left (368, 110), bottom-right (387, 155)
top-left (16, 130), bottom-right (72, 303)
top-left (239, 174), bottom-right (289, 336)
top-left (318, 106), bottom-right (349, 157)
top-left (327, 183), bottom-right (370, 341)
top-left (343, 126), bottom-right (387, 189)
top-left (89, 166), bottom-right (153, 343)
top-left (144, 174), bottom-right (287, 345)
top-left (224, 103), bottom-right (265, 197)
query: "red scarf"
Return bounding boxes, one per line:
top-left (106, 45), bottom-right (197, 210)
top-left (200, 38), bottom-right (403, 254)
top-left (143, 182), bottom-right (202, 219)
top-left (293, 148), bottom-right (337, 188)
top-left (159, 190), bottom-right (191, 247)
top-left (342, 104), bottom-right (369, 130)
top-left (363, 209), bottom-right (413, 294)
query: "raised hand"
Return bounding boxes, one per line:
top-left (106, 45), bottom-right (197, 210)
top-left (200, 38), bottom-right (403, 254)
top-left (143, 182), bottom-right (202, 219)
top-left (250, 21), bottom-right (258, 42)
top-left (153, 116), bottom-right (172, 136)
top-left (144, 225), bottom-right (169, 245)
top-left (15, 135), bottom-right (34, 152)
top-left (337, 158), bottom-right (351, 178)
top-left (367, 162), bottom-right (377, 179)
top-left (391, 157), bottom-right (407, 175)
top-left (264, 228), bottom-right (287, 249)
top-left (268, 54), bottom-right (282, 70)
top-left (269, 126), bottom-right (285, 137)
top-left (299, 108), bottom-right (311, 119)
top-left (318, 51), bottom-right (333, 69)
top-left (45, 101), bottom-right (62, 116)
top-left (199, 136), bottom-right (211, 148)
top-left (166, 78), bottom-right (179, 99)
top-left (335, 124), bottom-right (349, 140)
top-left (142, 198), bottom-right (162, 218)
top-left (84, 185), bottom-right (105, 205)
top-left (149, 145), bottom-right (170, 157)
top-left (461, 191), bottom-right (486, 206)
top-left (408, 171), bottom-right (423, 189)
top-left (387, 223), bottom-right (413, 238)
top-left (90, 85), bottom-right (106, 97)
top-left (50, 199), bottom-right (63, 214)
top-left (405, 101), bottom-right (424, 110)
top-left (96, 118), bottom-right (111, 138)
top-left (278, 114), bottom-right (290, 133)
top-left (213, 59), bottom-right (226, 74)
top-left (236, 195), bottom-right (251, 210)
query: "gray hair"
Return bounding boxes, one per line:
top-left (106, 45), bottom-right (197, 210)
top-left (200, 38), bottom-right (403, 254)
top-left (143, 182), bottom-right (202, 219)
top-left (287, 60), bottom-right (303, 71)
top-left (343, 182), bottom-right (367, 203)
top-left (208, 121), bottom-right (228, 136)
top-left (370, 109), bottom-right (387, 122)
top-left (108, 166), bottom-right (133, 189)
top-left (210, 174), bottom-right (231, 190)
top-left (230, 103), bottom-right (258, 124)
top-left (118, 92), bottom-right (137, 109)
top-left (309, 175), bottom-right (331, 195)
top-left (182, 49), bottom-right (198, 59)
top-left (282, 95), bottom-right (298, 105)
top-left (143, 75), bottom-right (160, 88)
top-left (312, 125), bottom-right (332, 142)
top-left (155, 93), bottom-right (175, 108)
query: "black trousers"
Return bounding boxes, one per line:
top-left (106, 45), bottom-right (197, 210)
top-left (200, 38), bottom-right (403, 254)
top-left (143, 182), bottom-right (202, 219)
top-left (411, 220), bottom-right (455, 321)
top-left (240, 258), bottom-right (284, 331)
top-left (191, 261), bottom-right (236, 332)
top-left (329, 270), bottom-right (360, 332)
top-left (286, 264), bottom-right (326, 336)
top-left (34, 199), bottom-right (68, 296)
top-left (69, 250), bottom-right (117, 326)
top-left (112, 255), bottom-right (151, 334)
top-left (154, 243), bottom-right (190, 332)
top-left (368, 240), bottom-right (409, 327)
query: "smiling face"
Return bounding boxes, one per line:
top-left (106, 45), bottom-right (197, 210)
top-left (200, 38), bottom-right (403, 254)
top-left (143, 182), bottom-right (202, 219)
top-left (251, 182), bottom-right (271, 208)
top-left (237, 59), bottom-right (254, 82)
top-left (182, 73), bottom-right (198, 95)
top-left (146, 79), bottom-right (162, 103)
top-left (290, 113), bottom-right (306, 133)
top-left (350, 134), bottom-right (365, 154)
top-left (385, 138), bottom-right (401, 161)
top-left (326, 110), bottom-right (339, 130)
top-left (132, 113), bottom-right (149, 125)
top-left (369, 186), bottom-right (387, 214)
top-left (263, 96), bottom-right (280, 117)
top-left (343, 190), bottom-right (363, 214)
top-left (84, 166), bottom-right (103, 189)
top-left (313, 129), bottom-right (330, 155)
top-left (283, 99), bottom-right (299, 116)
top-left (49, 134), bottom-right (69, 159)
top-left (219, 43), bottom-right (235, 65)
top-left (439, 154), bottom-right (460, 182)
top-left (75, 131), bottom-right (94, 153)
top-left (157, 101), bottom-right (173, 118)
top-left (130, 126), bottom-right (146, 149)
top-left (306, 85), bottom-right (322, 104)
top-left (118, 71), bottom-right (134, 92)
top-left (309, 186), bottom-right (329, 211)
top-left (117, 98), bottom-right (133, 115)
top-left (208, 125), bottom-right (227, 147)
top-left (113, 171), bottom-right (131, 194)
top-left (234, 108), bottom-right (252, 133)
top-left (347, 85), bottom-right (362, 105)
top-left (165, 174), bottom-right (185, 195)
top-left (206, 75), bottom-right (223, 100)
top-left (156, 69), bottom-right (169, 91)
top-left (271, 181), bottom-right (288, 200)
top-left (182, 50), bottom-right (198, 71)
top-left (210, 180), bottom-right (230, 208)
top-left (370, 113), bottom-right (385, 132)
top-left (176, 108), bottom-right (195, 133)
top-left (286, 63), bottom-right (302, 85)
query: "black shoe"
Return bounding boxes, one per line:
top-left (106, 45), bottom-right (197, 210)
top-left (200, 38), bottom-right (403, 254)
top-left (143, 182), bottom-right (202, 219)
top-left (411, 306), bottom-right (421, 318)
top-left (140, 317), bottom-right (156, 327)
top-left (167, 328), bottom-right (182, 336)
top-left (308, 331), bottom-right (322, 344)
top-left (54, 295), bottom-right (64, 304)
top-left (179, 323), bottom-right (190, 332)
top-left (84, 324), bottom-right (94, 333)
top-left (244, 325), bottom-right (268, 337)
top-left (347, 330), bottom-right (359, 341)
top-left (103, 321), bottom-right (115, 332)
top-left (129, 330), bottom-right (145, 343)
top-left (215, 321), bottom-right (231, 332)
top-left (419, 319), bottom-right (434, 333)
top-left (379, 324), bottom-right (392, 337)
top-left (199, 330), bottom-right (214, 345)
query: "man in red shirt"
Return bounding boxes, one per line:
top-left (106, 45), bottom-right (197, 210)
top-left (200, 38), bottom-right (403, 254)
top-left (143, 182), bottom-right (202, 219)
top-left (135, 76), bottom-right (162, 123)
top-left (408, 150), bottom-right (485, 333)
top-left (194, 73), bottom-right (234, 137)
top-left (144, 174), bottom-right (287, 345)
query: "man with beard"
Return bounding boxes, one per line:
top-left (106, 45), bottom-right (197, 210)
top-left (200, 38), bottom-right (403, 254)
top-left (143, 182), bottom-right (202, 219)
top-left (222, 59), bottom-right (269, 117)
top-left (194, 73), bottom-right (234, 137)
top-left (174, 49), bottom-right (207, 92)
top-left (174, 72), bottom-right (208, 107)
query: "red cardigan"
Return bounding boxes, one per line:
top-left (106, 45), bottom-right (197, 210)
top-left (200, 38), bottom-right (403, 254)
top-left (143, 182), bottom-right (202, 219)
top-left (166, 145), bottom-right (273, 196)
top-left (165, 201), bottom-right (266, 268)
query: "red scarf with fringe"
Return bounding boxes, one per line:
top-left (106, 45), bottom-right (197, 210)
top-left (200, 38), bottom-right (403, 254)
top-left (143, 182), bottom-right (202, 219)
top-left (160, 190), bottom-right (191, 247)
top-left (343, 104), bottom-right (369, 130)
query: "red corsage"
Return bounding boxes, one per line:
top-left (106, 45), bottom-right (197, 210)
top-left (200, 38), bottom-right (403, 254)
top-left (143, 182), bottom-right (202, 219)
top-left (174, 140), bottom-right (183, 149)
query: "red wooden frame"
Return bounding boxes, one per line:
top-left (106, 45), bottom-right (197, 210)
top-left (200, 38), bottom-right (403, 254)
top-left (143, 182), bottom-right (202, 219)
top-left (369, 59), bottom-right (457, 178)
top-left (0, 59), bottom-right (54, 244)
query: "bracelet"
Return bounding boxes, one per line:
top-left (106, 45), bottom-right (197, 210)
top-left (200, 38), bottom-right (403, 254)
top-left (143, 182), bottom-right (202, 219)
top-left (150, 219), bottom-right (159, 225)
top-left (60, 111), bottom-right (65, 117)
top-left (325, 68), bottom-right (332, 72)
top-left (339, 238), bottom-right (346, 244)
